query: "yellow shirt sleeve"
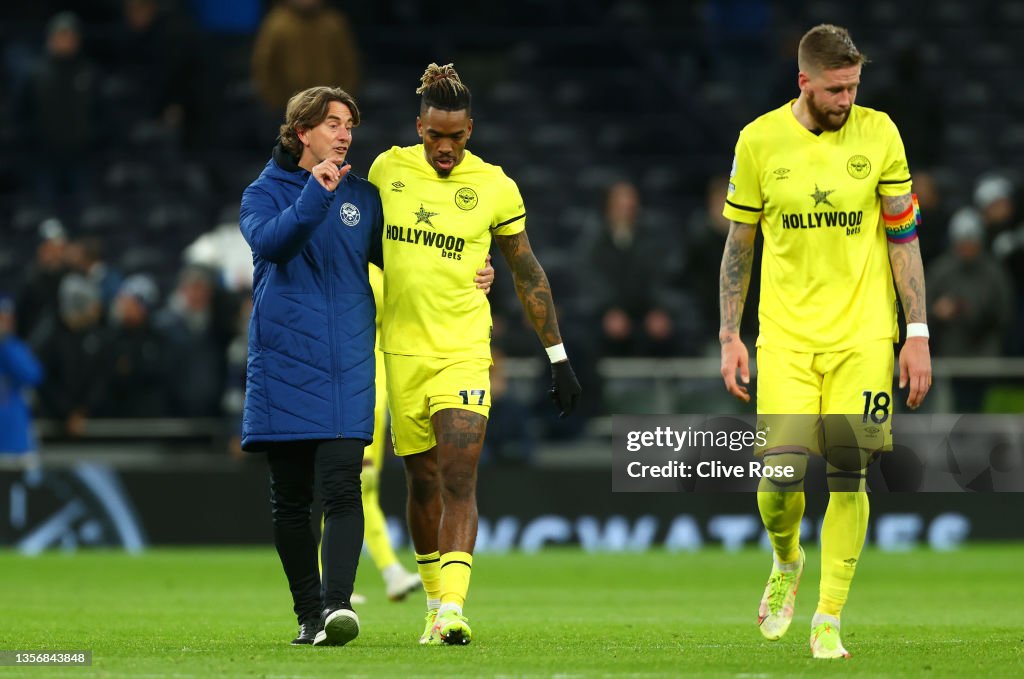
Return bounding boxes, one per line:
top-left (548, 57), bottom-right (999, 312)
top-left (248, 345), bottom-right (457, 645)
top-left (723, 133), bottom-right (763, 224)
top-left (368, 150), bottom-right (388, 189)
top-left (491, 173), bottom-right (526, 235)
top-left (878, 117), bottom-right (913, 197)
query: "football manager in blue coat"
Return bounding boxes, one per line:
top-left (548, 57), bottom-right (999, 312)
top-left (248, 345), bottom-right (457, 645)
top-left (240, 86), bottom-right (493, 648)
top-left (0, 293), bottom-right (44, 462)
top-left (240, 86), bottom-right (380, 648)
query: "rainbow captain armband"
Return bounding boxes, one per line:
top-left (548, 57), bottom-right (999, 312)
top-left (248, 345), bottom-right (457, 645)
top-left (884, 194), bottom-right (921, 243)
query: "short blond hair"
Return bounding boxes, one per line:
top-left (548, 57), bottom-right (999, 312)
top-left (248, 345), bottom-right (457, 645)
top-left (278, 86), bottom-right (360, 157)
top-left (797, 24), bottom-right (867, 74)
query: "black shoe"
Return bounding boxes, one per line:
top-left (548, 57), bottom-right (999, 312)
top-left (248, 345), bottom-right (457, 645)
top-left (291, 618), bottom-right (319, 645)
top-left (312, 606), bottom-right (360, 647)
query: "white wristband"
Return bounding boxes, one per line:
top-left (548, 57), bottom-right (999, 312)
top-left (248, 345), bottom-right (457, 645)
top-left (906, 323), bottom-right (930, 339)
top-left (545, 343), bottom-right (568, 363)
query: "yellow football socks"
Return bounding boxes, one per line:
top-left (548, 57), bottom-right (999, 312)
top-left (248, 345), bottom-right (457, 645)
top-left (439, 551), bottom-right (473, 609)
top-left (757, 490), bottom-right (805, 565)
top-left (818, 491), bottom-right (869, 617)
top-left (416, 550), bottom-right (442, 605)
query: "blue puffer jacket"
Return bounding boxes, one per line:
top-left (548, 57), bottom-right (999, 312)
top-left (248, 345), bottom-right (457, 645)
top-left (239, 145), bottom-right (382, 451)
top-left (0, 334), bottom-right (43, 454)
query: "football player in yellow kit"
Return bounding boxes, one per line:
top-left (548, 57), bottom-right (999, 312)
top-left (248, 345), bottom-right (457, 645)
top-left (368, 63), bottom-right (582, 645)
top-left (719, 25), bottom-right (932, 659)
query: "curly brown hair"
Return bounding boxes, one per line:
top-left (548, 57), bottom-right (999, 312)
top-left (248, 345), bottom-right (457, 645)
top-left (278, 86), bottom-right (360, 157)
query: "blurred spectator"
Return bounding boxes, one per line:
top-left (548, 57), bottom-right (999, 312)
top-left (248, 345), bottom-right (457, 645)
top-left (582, 181), bottom-right (687, 357)
top-left (489, 247), bottom-right (556, 357)
top-left (929, 208), bottom-right (1014, 355)
top-left (154, 266), bottom-right (227, 417)
top-left (984, 177), bottom-right (1024, 355)
top-left (99, 275), bottom-right (167, 417)
top-left (0, 294), bottom-right (44, 459)
top-left (66, 237), bottom-right (123, 310)
top-left (760, 24), bottom-right (801, 112)
top-left (183, 209), bottom-right (255, 293)
top-left (481, 349), bottom-right (534, 465)
top-left (251, 0), bottom-right (362, 112)
top-left (16, 218), bottom-right (69, 342)
top-left (700, 0), bottom-right (771, 86)
top-left (32, 274), bottom-right (111, 437)
top-left (687, 175), bottom-right (760, 352)
top-left (16, 11), bottom-right (98, 204)
top-left (182, 215), bottom-right (253, 369)
top-left (872, 45), bottom-right (945, 170)
top-left (106, 0), bottom-right (204, 144)
top-left (223, 293), bottom-right (252, 460)
top-left (187, 0), bottom-right (262, 34)
top-left (974, 173), bottom-right (1017, 240)
top-left (928, 208), bottom-right (1014, 410)
top-left (911, 171), bottom-right (949, 266)
top-left (184, 0), bottom-right (262, 148)
top-left (987, 176), bottom-right (1024, 261)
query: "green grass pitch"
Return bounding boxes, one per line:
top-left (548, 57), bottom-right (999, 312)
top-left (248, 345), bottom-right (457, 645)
top-left (1, 546), bottom-right (1021, 677)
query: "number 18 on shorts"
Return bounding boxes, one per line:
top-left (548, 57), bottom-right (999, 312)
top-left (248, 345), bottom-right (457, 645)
top-left (756, 339), bottom-right (895, 456)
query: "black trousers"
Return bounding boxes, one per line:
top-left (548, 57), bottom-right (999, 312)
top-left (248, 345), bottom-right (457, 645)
top-left (267, 438), bottom-right (364, 623)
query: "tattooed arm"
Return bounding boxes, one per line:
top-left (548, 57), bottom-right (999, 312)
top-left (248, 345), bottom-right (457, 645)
top-left (882, 192), bottom-right (932, 408)
top-left (495, 230), bottom-right (580, 416)
top-left (493, 231), bottom-right (562, 347)
top-left (719, 220), bottom-right (758, 401)
top-left (719, 221), bottom-right (758, 337)
top-left (883, 193), bottom-right (927, 324)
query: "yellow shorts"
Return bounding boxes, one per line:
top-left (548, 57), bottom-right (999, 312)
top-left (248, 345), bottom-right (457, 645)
top-left (383, 353), bottom-right (491, 456)
top-left (756, 339), bottom-right (895, 456)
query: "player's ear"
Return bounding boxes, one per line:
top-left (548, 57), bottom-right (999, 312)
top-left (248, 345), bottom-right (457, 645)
top-left (466, 118), bottom-right (473, 140)
top-left (416, 116), bottom-right (423, 139)
top-left (296, 126), bottom-right (309, 146)
top-left (797, 71), bottom-right (811, 92)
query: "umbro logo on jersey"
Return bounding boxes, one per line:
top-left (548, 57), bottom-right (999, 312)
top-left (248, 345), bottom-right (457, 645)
top-left (391, 181), bottom-right (405, 192)
top-left (773, 168), bottom-right (790, 180)
top-left (414, 205), bottom-right (439, 228)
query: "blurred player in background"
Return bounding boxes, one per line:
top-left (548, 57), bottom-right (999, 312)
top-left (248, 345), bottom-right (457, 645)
top-left (356, 263), bottom-right (421, 600)
top-left (718, 25), bottom-right (931, 659)
top-left (326, 264), bottom-right (496, 609)
top-left (368, 63), bottom-right (581, 645)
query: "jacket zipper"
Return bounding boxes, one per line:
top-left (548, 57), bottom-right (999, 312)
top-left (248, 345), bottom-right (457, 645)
top-left (325, 197), bottom-right (342, 438)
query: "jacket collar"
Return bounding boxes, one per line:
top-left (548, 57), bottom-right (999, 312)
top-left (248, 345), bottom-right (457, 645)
top-left (272, 142), bottom-right (303, 173)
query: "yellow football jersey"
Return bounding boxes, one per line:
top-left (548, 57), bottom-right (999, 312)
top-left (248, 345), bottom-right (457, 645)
top-left (722, 101), bottom-right (912, 352)
top-left (369, 263), bottom-right (383, 345)
top-left (368, 144), bottom-right (526, 358)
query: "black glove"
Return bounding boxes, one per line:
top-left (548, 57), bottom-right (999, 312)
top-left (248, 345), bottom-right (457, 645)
top-left (549, 360), bottom-right (581, 418)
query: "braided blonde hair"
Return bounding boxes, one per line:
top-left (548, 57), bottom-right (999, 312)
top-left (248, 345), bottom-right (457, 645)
top-left (416, 63), bottom-right (471, 113)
